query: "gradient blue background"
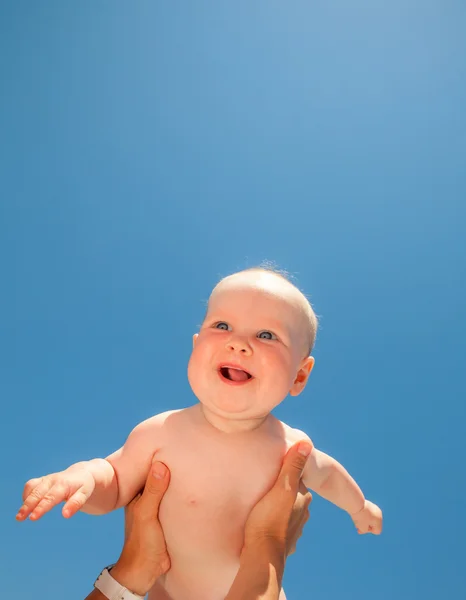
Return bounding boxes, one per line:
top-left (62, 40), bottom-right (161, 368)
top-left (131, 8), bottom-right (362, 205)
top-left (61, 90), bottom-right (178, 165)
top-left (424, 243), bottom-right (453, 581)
top-left (1, 1), bottom-right (465, 598)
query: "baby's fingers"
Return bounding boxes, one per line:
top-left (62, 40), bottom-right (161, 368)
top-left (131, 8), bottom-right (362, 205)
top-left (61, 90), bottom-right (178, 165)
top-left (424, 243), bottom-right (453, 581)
top-left (29, 483), bottom-right (71, 521)
top-left (370, 521), bottom-right (383, 535)
top-left (22, 477), bottom-right (43, 502)
top-left (62, 487), bottom-right (90, 518)
top-left (16, 478), bottom-right (52, 521)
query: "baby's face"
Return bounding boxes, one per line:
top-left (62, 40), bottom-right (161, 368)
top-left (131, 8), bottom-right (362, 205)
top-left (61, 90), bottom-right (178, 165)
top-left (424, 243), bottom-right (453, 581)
top-left (187, 272), bottom-right (314, 423)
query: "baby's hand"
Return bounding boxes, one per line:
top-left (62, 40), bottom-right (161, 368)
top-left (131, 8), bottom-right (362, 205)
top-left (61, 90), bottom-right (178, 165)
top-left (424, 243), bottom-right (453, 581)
top-left (350, 500), bottom-right (383, 535)
top-left (16, 464), bottom-right (96, 521)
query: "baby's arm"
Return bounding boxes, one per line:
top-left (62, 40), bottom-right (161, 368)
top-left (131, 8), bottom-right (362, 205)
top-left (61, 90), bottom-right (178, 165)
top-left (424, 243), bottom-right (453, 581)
top-left (292, 430), bottom-right (382, 534)
top-left (84, 415), bottom-right (162, 515)
top-left (102, 414), bottom-right (168, 511)
top-left (302, 448), bottom-right (365, 515)
top-left (17, 413), bottom-right (169, 521)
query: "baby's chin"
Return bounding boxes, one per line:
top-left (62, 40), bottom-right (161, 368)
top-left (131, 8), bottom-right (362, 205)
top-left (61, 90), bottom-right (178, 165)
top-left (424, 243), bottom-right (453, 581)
top-left (201, 394), bottom-right (256, 415)
top-left (189, 378), bottom-right (254, 413)
top-left (198, 400), bottom-right (271, 433)
top-left (197, 394), bottom-right (270, 423)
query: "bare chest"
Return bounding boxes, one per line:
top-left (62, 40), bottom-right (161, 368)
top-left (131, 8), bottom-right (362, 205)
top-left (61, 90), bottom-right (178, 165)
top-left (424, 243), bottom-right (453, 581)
top-left (146, 410), bottom-right (294, 599)
top-left (155, 419), bottom-right (288, 559)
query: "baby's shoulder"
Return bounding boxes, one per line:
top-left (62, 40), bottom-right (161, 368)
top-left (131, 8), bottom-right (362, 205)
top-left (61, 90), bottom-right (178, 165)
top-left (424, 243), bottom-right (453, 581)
top-left (130, 408), bottom-right (185, 437)
top-left (274, 418), bottom-right (313, 448)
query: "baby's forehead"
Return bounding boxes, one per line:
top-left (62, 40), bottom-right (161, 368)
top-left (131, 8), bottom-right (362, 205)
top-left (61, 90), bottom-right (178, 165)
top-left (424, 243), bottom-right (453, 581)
top-left (209, 272), bottom-right (304, 316)
top-left (207, 272), bottom-right (311, 354)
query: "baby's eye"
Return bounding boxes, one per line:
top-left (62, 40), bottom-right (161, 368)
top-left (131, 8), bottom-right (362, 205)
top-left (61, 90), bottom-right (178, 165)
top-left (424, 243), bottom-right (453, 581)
top-left (214, 322), bottom-right (231, 331)
top-left (257, 330), bottom-right (277, 340)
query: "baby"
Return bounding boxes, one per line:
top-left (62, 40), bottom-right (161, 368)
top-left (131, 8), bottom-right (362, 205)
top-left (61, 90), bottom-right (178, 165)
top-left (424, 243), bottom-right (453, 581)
top-left (17, 267), bottom-right (382, 600)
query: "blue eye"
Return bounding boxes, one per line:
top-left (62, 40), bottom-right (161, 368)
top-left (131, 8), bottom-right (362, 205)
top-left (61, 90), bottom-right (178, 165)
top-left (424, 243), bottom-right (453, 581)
top-left (215, 322), bottom-right (231, 331)
top-left (257, 330), bottom-right (276, 340)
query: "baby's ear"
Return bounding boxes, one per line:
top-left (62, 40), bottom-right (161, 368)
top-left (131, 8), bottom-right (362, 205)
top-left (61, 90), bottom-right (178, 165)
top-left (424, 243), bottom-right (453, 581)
top-left (290, 357), bottom-right (315, 396)
top-left (192, 333), bottom-right (199, 348)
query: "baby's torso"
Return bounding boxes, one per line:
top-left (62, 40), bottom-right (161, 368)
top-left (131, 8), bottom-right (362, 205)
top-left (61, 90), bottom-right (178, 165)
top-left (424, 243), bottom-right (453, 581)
top-left (147, 406), bottom-right (297, 600)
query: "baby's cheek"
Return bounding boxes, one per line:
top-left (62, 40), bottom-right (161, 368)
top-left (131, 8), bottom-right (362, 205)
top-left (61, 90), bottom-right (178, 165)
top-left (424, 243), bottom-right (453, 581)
top-left (187, 351), bottom-right (205, 388)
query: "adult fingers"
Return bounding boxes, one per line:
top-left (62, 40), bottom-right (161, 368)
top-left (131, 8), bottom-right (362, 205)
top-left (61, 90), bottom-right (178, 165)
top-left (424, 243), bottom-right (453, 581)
top-left (135, 462), bottom-right (170, 520)
top-left (304, 490), bottom-right (313, 515)
top-left (278, 441), bottom-right (313, 493)
top-left (125, 492), bottom-right (142, 513)
top-left (285, 486), bottom-right (312, 556)
top-left (17, 477), bottom-right (53, 521)
top-left (294, 486), bottom-right (313, 525)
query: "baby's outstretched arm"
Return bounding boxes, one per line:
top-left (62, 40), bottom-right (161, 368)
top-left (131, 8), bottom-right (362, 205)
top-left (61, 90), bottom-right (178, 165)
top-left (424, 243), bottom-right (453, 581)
top-left (17, 458), bottom-right (117, 521)
top-left (302, 449), bottom-right (365, 514)
top-left (302, 448), bottom-right (382, 534)
top-left (17, 414), bottom-right (166, 521)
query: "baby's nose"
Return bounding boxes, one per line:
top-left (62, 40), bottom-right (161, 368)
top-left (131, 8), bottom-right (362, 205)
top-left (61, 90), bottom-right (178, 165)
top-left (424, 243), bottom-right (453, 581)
top-left (226, 337), bottom-right (252, 355)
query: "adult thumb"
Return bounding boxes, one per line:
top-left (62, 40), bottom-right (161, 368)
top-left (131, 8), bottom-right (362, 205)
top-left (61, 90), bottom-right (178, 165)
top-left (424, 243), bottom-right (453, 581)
top-left (280, 441), bottom-right (313, 491)
top-left (138, 462), bottom-right (170, 516)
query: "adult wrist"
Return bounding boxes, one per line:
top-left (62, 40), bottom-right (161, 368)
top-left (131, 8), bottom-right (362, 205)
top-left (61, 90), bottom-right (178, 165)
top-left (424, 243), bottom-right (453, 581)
top-left (227, 539), bottom-right (286, 600)
top-left (110, 562), bottom-right (153, 597)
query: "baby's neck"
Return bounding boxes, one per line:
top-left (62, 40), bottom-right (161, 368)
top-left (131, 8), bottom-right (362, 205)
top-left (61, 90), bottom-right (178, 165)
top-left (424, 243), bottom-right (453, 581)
top-left (197, 404), bottom-right (272, 435)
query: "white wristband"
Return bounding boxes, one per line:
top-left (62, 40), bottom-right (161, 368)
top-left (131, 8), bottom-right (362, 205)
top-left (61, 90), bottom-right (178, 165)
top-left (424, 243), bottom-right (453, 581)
top-left (94, 567), bottom-right (146, 600)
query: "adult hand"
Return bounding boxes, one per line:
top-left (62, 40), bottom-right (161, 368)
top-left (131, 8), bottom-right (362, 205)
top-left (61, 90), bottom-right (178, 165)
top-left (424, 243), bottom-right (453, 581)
top-left (243, 441), bottom-right (313, 556)
top-left (110, 461), bottom-right (171, 596)
top-left (225, 441), bottom-right (313, 600)
top-left (88, 442), bottom-right (313, 600)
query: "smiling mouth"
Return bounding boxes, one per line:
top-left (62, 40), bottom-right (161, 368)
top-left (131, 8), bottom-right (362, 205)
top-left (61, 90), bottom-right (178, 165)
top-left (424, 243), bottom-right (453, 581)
top-left (219, 367), bottom-right (253, 383)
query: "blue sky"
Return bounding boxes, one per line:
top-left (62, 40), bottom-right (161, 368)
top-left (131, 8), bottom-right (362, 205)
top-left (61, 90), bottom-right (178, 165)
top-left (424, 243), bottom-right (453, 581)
top-left (1, 1), bottom-right (465, 598)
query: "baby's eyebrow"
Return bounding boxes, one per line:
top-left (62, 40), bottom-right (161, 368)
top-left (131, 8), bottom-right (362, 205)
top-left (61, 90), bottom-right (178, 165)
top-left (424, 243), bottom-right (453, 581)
top-left (204, 313), bottom-right (226, 322)
top-left (259, 319), bottom-right (285, 330)
top-left (202, 314), bottom-right (229, 326)
top-left (257, 318), bottom-right (289, 333)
